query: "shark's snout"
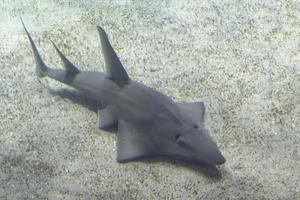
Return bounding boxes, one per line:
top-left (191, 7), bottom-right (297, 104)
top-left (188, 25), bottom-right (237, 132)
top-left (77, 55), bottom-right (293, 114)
top-left (196, 146), bottom-right (225, 165)
top-left (194, 133), bottom-right (226, 165)
top-left (209, 149), bottom-right (226, 165)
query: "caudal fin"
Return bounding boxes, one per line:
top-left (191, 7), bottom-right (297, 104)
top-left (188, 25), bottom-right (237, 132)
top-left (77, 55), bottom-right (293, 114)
top-left (21, 18), bottom-right (80, 83)
top-left (21, 18), bottom-right (48, 78)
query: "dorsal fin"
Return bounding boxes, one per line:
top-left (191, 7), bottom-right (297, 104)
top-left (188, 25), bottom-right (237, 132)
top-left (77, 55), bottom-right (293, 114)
top-left (97, 26), bottom-right (129, 87)
top-left (50, 40), bottom-right (79, 76)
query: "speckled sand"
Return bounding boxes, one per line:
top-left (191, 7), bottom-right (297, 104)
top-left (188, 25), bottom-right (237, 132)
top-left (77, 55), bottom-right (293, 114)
top-left (0, 0), bottom-right (299, 199)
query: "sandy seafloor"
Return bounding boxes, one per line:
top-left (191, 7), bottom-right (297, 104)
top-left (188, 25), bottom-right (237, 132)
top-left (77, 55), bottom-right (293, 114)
top-left (0, 0), bottom-right (299, 199)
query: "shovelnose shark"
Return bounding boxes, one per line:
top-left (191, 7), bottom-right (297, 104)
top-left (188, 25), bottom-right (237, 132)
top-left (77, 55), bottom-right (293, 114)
top-left (22, 20), bottom-right (225, 167)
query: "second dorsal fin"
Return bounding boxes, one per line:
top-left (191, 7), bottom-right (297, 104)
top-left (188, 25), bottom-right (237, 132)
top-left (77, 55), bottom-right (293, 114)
top-left (97, 26), bottom-right (129, 87)
top-left (51, 41), bottom-right (79, 76)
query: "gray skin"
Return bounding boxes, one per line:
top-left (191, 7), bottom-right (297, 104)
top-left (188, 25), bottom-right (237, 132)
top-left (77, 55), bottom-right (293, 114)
top-left (22, 20), bottom-right (225, 167)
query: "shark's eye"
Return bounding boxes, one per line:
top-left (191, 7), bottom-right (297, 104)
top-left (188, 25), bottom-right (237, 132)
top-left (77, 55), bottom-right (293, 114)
top-left (193, 125), bottom-right (198, 129)
top-left (177, 138), bottom-right (186, 147)
top-left (175, 135), bottom-right (186, 146)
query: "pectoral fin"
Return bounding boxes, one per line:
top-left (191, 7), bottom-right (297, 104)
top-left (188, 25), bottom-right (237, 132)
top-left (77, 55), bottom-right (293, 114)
top-left (177, 101), bottom-right (205, 124)
top-left (116, 120), bottom-right (157, 162)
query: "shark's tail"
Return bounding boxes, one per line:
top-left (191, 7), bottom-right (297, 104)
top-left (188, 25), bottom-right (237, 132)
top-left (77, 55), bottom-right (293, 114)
top-left (21, 18), bottom-right (79, 83)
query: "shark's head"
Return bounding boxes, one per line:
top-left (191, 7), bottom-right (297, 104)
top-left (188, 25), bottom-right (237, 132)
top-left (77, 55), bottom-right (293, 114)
top-left (152, 117), bottom-right (225, 166)
top-left (172, 124), bottom-right (225, 165)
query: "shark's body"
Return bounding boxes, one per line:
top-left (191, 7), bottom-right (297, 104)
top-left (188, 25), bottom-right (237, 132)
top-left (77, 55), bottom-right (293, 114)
top-left (23, 20), bottom-right (225, 167)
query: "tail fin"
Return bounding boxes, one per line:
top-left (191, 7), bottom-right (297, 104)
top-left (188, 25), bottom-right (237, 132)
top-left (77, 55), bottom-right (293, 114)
top-left (21, 18), bottom-right (48, 77)
top-left (21, 18), bottom-right (80, 83)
